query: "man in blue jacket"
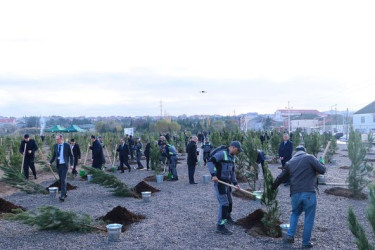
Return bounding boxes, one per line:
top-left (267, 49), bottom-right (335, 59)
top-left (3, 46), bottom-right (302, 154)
top-left (207, 141), bottom-right (242, 235)
top-left (272, 146), bottom-right (326, 248)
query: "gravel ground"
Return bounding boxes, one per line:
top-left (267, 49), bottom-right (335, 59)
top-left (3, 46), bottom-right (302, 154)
top-left (0, 142), bottom-right (372, 250)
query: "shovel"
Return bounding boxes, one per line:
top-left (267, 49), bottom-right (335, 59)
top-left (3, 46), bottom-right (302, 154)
top-left (217, 179), bottom-right (257, 197)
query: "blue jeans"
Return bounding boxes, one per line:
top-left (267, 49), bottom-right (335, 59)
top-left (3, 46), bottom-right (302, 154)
top-left (288, 192), bottom-right (317, 246)
top-left (57, 165), bottom-right (68, 198)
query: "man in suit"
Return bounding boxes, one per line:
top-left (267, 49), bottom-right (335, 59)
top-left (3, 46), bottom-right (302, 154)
top-left (48, 134), bottom-right (73, 202)
top-left (278, 133), bottom-right (293, 185)
top-left (19, 134), bottom-right (38, 179)
top-left (70, 138), bottom-right (81, 176)
top-left (116, 138), bottom-right (131, 173)
top-left (186, 136), bottom-right (198, 184)
top-left (90, 135), bottom-right (104, 169)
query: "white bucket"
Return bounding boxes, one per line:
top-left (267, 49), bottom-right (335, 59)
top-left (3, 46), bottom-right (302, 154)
top-left (156, 174), bottom-right (163, 183)
top-left (106, 223), bottom-right (122, 242)
top-left (280, 223), bottom-right (290, 241)
top-left (87, 174), bottom-right (93, 182)
top-left (48, 187), bottom-right (58, 198)
top-left (202, 175), bottom-right (211, 184)
top-left (141, 191), bottom-right (151, 202)
top-left (318, 175), bottom-right (326, 185)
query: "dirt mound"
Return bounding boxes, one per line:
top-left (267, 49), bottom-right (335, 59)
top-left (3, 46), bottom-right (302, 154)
top-left (144, 175), bottom-right (168, 182)
top-left (237, 209), bottom-right (281, 238)
top-left (324, 187), bottom-right (367, 200)
top-left (99, 206), bottom-right (145, 232)
top-left (46, 181), bottom-right (78, 191)
top-left (232, 189), bottom-right (255, 200)
top-left (0, 198), bottom-right (26, 217)
top-left (133, 181), bottom-right (160, 195)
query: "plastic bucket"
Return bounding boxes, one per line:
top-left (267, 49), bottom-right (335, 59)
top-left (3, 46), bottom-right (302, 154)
top-left (202, 175), bottom-right (211, 184)
top-left (141, 191), bottom-right (151, 202)
top-left (318, 175), bottom-right (326, 185)
top-left (106, 224), bottom-right (122, 242)
top-left (280, 223), bottom-right (290, 241)
top-left (156, 174), bottom-right (164, 183)
top-left (87, 174), bottom-right (93, 182)
top-left (48, 187), bottom-right (58, 198)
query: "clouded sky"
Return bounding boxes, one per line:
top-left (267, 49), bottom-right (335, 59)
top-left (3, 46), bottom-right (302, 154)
top-left (1, 0), bottom-right (374, 117)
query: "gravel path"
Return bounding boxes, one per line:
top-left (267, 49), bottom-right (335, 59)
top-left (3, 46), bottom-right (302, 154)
top-left (0, 142), bottom-right (372, 249)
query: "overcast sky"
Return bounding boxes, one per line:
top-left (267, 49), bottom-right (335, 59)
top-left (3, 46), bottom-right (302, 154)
top-left (1, 0), bottom-right (374, 117)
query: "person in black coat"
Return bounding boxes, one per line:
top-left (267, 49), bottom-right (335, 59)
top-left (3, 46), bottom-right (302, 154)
top-left (116, 138), bottom-right (131, 173)
top-left (186, 136), bottom-right (198, 184)
top-left (70, 139), bottom-right (81, 176)
top-left (278, 133), bottom-right (293, 185)
top-left (144, 141), bottom-right (151, 170)
top-left (128, 135), bottom-right (135, 160)
top-left (48, 134), bottom-right (74, 201)
top-left (90, 135), bottom-right (104, 169)
top-left (19, 134), bottom-right (38, 179)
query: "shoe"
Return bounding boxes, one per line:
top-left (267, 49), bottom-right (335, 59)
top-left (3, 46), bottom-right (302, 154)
top-left (34, 175), bottom-right (37, 180)
top-left (283, 236), bottom-right (294, 243)
top-left (216, 225), bottom-right (232, 235)
top-left (121, 171), bottom-right (124, 173)
top-left (227, 215), bottom-right (235, 225)
top-left (302, 243), bottom-right (313, 248)
top-left (59, 197), bottom-right (65, 202)
top-left (190, 182), bottom-right (198, 184)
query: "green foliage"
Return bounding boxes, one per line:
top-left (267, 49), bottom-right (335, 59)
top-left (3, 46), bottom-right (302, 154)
top-left (241, 132), bottom-right (261, 190)
top-left (0, 165), bottom-right (48, 194)
top-left (154, 120), bottom-right (181, 133)
top-left (95, 121), bottom-right (123, 133)
top-left (292, 128), bottom-right (302, 150)
top-left (269, 130), bottom-right (282, 162)
top-left (347, 127), bottom-right (373, 197)
top-left (367, 133), bottom-right (374, 153)
top-left (304, 132), bottom-right (321, 157)
top-left (261, 165), bottom-right (280, 237)
top-left (325, 137), bottom-right (338, 164)
top-left (82, 166), bottom-right (137, 197)
top-left (3, 206), bottom-right (95, 233)
top-left (150, 142), bottom-right (163, 174)
top-left (348, 185), bottom-right (375, 250)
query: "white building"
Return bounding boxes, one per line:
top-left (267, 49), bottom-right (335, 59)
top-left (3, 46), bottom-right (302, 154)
top-left (353, 101), bottom-right (375, 133)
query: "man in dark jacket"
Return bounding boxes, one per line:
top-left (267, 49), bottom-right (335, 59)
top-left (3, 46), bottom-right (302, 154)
top-left (116, 138), bottom-right (131, 173)
top-left (70, 139), bottom-right (81, 176)
top-left (19, 134), bottom-right (38, 179)
top-left (48, 134), bottom-right (74, 202)
top-left (144, 141), bottom-right (151, 170)
top-left (272, 146), bottom-right (326, 248)
top-left (90, 135), bottom-right (104, 169)
top-left (128, 135), bottom-right (135, 160)
top-left (201, 138), bottom-right (213, 166)
top-left (186, 136), bottom-right (198, 184)
top-left (279, 133), bottom-right (293, 185)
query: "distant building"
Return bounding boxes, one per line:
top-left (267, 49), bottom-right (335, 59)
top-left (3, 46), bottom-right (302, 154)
top-left (353, 101), bottom-right (375, 133)
top-left (274, 109), bottom-right (321, 122)
top-left (0, 118), bottom-right (16, 125)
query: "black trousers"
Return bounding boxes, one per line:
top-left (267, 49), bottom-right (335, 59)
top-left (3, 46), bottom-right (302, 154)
top-left (145, 156), bottom-right (150, 169)
top-left (188, 162), bottom-right (196, 183)
top-left (23, 158), bottom-right (36, 179)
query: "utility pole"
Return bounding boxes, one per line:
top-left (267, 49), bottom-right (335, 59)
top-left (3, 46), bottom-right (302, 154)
top-left (287, 101), bottom-right (292, 132)
top-left (160, 100), bottom-right (163, 118)
top-left (335, 104), bottom-right (338, 132)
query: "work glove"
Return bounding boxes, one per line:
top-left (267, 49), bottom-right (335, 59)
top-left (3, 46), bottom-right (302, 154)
top-left (319, 157), bottom-right (325, 165)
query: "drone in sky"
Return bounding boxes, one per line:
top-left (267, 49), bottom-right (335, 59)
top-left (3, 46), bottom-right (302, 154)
top-left (199, 90), bottom-right (207, 93)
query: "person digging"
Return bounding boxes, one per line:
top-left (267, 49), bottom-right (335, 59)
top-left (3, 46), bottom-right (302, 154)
top-left (207, 141), bottom-right (242, 235)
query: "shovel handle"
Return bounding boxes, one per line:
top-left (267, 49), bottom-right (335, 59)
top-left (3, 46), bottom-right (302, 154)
top-left (217, 180), bottom-right (255, 196)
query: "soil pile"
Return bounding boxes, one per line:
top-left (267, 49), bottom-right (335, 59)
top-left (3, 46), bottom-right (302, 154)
top-left (0, 198), bottom-right (26, 217)
top-left (99, 206), bottom-right (145, 232)
top-left (325, 187), bottom-right (367, 199)
top-left (232, 189), bottom-right (254, 200)
top-left (237, 209), bottom-right (281, 238)
top-left (144, 175), bottom-right (168, 182)
top-left (339, 166), bottom-right (350, 169)
top-left (133, 181), bottom-right (160, 195)
top-left (47, 181), bottom-right (78, 191)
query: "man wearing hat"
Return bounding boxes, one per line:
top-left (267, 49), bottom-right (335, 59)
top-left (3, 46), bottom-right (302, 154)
top-left (207, 141), bottom-right (242, 235)
top-left (272, 145), bottom-right (326, 248)
top-left (19, 134), bottom-right (39, 179)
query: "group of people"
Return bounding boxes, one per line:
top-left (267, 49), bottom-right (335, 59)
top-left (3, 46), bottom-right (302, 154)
top-left (19, 131), bottom-right (325, 248)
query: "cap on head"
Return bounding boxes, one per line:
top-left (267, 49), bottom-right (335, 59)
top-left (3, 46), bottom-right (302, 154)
top-left (295, 145), bottom-right (306, 152)
top-left (24, 134), bottom-right (30, 139)
top-left (230, 141), bottom-right (243, 152)
top-left (91, 135), bottom-right (96, 139)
